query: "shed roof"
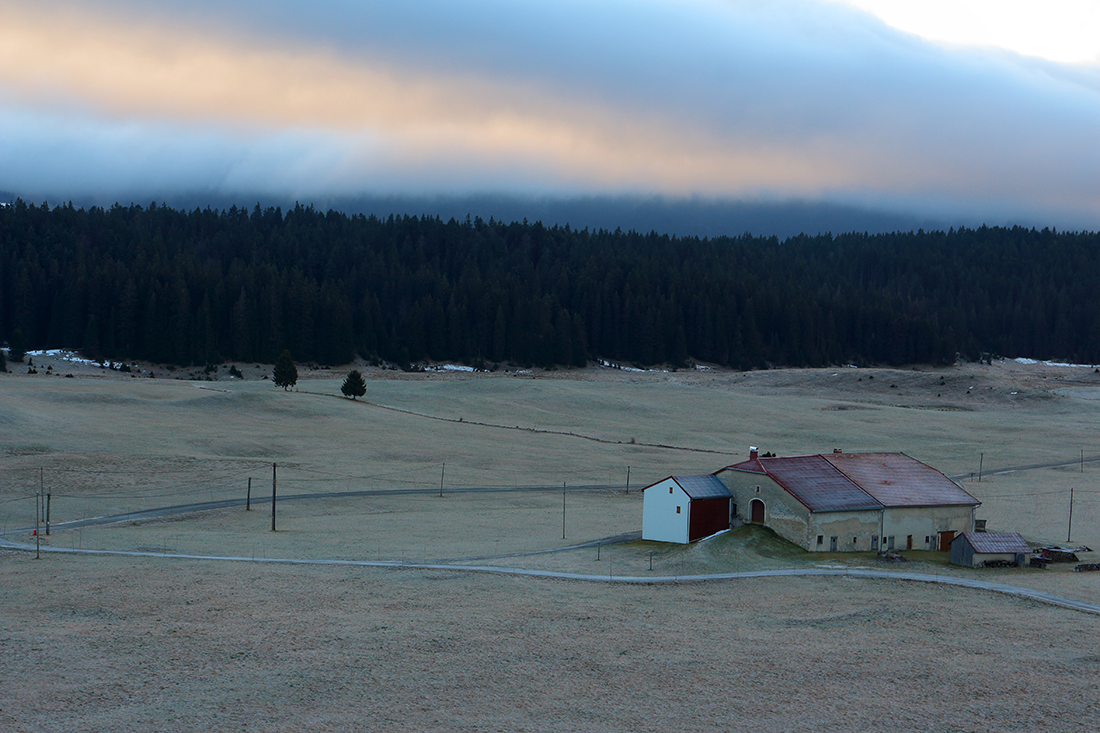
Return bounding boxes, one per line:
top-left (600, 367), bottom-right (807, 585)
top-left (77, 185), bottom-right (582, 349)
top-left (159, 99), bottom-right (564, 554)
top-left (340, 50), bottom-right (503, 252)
top-left (723, 451), bottom-right (978, 512)
top-left (960, 532), bottom-right (1031, 554)
top-left (672, 475), bottom-right (734, 500)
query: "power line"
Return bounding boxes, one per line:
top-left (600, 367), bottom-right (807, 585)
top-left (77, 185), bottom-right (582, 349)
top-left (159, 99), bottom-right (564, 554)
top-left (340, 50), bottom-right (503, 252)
top-left (0, 494), bottom-right (36, 505)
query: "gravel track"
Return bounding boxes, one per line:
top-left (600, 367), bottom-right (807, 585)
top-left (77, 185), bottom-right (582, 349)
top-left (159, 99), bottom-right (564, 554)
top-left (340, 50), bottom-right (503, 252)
top-left (4, 536), bottom-right (1098, 617)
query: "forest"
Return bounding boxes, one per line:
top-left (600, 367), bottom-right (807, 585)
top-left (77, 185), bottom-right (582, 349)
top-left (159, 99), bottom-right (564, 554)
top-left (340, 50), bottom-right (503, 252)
top-left (1, 200), bottom-right (1098, 370)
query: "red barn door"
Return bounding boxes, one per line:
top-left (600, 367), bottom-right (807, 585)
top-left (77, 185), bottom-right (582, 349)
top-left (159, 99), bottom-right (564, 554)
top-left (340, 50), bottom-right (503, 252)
top-left (688, 498), bottom-right (731, 542)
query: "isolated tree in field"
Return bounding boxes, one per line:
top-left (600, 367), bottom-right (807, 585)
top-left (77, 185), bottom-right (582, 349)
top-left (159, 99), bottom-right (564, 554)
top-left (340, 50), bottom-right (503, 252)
top-left (341, 369), bottom-right (366, 399)
top-left (8, 329), bottom-right (25, 363)
top-left (273, 349), bottom-right (298, 391)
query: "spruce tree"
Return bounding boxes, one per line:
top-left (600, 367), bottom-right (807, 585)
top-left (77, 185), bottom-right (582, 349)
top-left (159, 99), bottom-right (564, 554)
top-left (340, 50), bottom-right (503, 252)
top-left (273, 349), bottom-right (298, 391)
top-left (8, 329), bottom-right (25, 363)
top-left (340, 369), bottom-right (366, 400)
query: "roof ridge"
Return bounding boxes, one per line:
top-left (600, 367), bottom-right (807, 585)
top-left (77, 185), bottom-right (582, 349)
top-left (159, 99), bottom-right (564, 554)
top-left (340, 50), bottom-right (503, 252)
top-left (760, 454), bottom-right (883, 512)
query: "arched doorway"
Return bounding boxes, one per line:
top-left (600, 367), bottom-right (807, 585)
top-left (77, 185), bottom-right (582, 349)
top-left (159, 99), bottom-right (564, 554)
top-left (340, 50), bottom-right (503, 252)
top-left (749, 498), bottom-right (765, 524)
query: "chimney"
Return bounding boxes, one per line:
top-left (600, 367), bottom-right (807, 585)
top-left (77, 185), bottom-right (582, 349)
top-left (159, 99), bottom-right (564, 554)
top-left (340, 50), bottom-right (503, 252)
top-left (833, 448), bottom-right (843, 454)
top-left (749, 446), bottom-right (758, 460)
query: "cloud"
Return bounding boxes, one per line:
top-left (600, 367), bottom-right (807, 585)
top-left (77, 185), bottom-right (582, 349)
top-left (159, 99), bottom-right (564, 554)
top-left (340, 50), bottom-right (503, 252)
top-left (1, 0), bottom-right (1098, 227)
top-left (839, 0), bottom-right (1100, 65)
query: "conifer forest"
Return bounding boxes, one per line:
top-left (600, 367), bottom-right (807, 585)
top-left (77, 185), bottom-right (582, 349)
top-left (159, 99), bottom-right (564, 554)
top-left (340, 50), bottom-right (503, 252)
top-left (2, 200), bottom-right (1098, 370)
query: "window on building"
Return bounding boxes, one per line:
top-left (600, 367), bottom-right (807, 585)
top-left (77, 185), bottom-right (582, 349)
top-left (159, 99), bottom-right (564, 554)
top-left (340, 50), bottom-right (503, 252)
top-left (853, 536), bottom-right (858, 545)
top-left (669, 487), bottom-right (673, 494)
top-left (887, 536), bottom-right (895, 550)
top-left (676, 506), bottom-right (681, 514)
top-left (817, 535), bottom-right (823, 546)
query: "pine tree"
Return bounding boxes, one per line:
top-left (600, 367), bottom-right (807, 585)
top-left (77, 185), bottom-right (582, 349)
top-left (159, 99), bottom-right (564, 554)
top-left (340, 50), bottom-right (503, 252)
top-left (340, 369), bottom-right (366, 400)
top-left (8, 329), bottom-right (25, 363)
top-left (273, 349), bottom-right (297, 391)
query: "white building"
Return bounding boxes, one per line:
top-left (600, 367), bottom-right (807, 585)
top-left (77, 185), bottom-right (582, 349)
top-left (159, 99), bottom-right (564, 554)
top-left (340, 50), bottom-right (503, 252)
top-left (641, 475), bottom-right (733, 544)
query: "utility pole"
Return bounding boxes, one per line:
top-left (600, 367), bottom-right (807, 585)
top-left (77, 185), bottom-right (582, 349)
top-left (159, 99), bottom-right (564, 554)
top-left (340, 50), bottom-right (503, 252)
top-left (271, 463), bottom-right (277, 532)
top-left (978, 452), bottom-right (984, 482)
top-left (42, 465), bottom-right (50, 536)
top-left (247, 477), bottom-right (252, 511)
top-left (562, 481), bottom-right (567, 539)
top-left (626, 466), bottom-right (631, 494)
top-left (1068, 487), bottom-right (1074, 543)
top-left (34, 490), bottom-right (40, 559)
top-left (439, 462), bottom-right (445, 498)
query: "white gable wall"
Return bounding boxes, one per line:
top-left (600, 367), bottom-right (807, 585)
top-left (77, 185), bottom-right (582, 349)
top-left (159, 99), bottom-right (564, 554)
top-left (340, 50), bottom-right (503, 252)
top-left (642, 478), bottom-right (691, 544)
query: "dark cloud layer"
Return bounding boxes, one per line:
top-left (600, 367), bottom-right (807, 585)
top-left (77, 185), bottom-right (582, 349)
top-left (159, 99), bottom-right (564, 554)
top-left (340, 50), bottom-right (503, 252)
top-left (1, 0), bottom-right (1098, 231)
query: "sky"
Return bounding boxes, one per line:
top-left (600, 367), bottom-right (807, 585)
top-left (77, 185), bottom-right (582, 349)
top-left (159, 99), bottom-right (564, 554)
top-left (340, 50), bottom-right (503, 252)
top-left (1, 0), bottom-right (1098, 233)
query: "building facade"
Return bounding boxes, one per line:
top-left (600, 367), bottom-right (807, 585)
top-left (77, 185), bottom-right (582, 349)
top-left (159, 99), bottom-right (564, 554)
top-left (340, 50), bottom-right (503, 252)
top-left (641, 475), bottom-right (733, 544)
top-left (714, 448), bottom-right (979, 552)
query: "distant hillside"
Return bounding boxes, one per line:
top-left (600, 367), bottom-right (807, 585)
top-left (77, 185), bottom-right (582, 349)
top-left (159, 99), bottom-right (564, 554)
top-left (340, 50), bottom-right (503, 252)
top-left (1, 200), bottom-right (1098, 369)
top-left (22, 193), bottom-right (959, 240)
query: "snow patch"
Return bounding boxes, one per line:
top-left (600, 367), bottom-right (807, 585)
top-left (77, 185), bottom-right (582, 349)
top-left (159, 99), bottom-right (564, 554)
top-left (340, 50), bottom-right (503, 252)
top-left (26, 349), bottom-right (143, 373)
top-left (598, 359), bottom-right (645, 372)
top-left (1014, 357), bottom-right (1097, 368)
top-left (28, 349), bottom-right (98, 366)
top-left (597, 359), bottom-right (671, 373)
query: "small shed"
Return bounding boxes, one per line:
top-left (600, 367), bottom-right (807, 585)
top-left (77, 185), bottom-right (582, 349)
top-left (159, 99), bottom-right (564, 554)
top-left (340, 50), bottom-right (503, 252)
top-left (950, 532), bottom-right (1031, 568)
top-left (642, 475), bottom-right (733, 544)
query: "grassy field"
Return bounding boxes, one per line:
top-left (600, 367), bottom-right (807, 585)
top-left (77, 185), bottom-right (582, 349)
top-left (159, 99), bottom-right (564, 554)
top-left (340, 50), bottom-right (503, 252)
top-left (2, 358), bottom-right (1100, 731)
top-left (3, 358), bottom-right (1099, 549)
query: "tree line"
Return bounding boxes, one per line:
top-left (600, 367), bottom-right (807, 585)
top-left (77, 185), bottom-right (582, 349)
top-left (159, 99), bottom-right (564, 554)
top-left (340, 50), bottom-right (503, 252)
top-left (1, 200), bottom-right (1099, 370)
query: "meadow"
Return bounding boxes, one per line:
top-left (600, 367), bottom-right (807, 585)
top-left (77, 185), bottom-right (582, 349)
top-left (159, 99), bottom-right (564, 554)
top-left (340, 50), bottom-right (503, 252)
top-left (2, 357), bottom-right (1099, 731)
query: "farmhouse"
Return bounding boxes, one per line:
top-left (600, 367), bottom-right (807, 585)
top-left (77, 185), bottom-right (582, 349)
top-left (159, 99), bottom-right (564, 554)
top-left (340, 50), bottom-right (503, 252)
top-left (950, 532), bottom-right (1031, 568)
top-left (641, 475), bottom-right (733, 544)
top-left (709, 448), bottom-right (980, 552)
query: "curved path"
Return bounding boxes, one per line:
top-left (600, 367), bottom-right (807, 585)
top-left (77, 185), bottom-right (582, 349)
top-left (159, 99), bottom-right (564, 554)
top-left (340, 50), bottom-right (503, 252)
top-left (300, 388), bottom-right (737, 457)
top-left (949, 454), bottom-right (1100, 481)
top-left (3, 537), bottom-right (1098, 617)
top-left (5, 450), bottom-right (1100, 617)
top-left (0, 484), bottom-right (620, 537)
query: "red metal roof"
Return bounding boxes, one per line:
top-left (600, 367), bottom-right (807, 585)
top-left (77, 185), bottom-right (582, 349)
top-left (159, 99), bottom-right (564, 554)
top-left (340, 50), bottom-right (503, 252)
top-left (724, 451), bottom-right (979, 512)
top-left (749, 455), bottom-right (882, 512)
top-left (823, 452), bottom-right (979, 507)
top-left (728, 456), bottom-right (766, 474)
top-left (960, 532), bottom-right (1031, 554)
